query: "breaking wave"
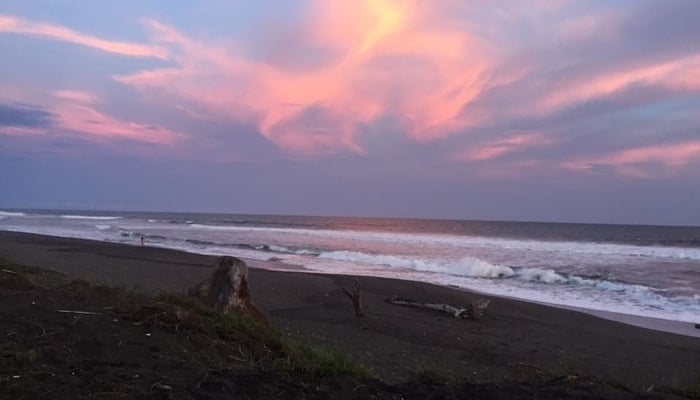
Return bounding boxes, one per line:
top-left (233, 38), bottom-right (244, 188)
top-left (186, 223), bottom-right (700, 261)
top-left (60, 214), bottom-right (122, 220)
top-left (0, 211), bottom-right (26, 217)
top-left (309, 249), bottom-right (680, 302)
top-left (316, 250), bottom-right (513, 278)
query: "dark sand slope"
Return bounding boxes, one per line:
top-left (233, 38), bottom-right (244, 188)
top-left (1, 231), bottom-right (698, 389)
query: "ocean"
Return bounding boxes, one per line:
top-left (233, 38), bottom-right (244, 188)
top-left (2, 209), bottom-right (700, 325)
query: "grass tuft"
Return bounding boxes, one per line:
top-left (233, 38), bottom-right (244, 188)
top-left (279, 338), bottom-right (374, 378)
top-left (0, 258), bottom-right (62, 288)
top-left (156, 293), bottom-right (372, 378)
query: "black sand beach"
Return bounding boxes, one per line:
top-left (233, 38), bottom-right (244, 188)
top-left (1, 231), bottom-right (699, 399)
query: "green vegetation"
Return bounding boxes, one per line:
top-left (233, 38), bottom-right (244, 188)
top-left (1, 258), bottom-right (372, 382)
top-left (0, 258), bottom-right (62, 288)
top-left (279, 337), bottom-right (373, 378)
top-left (156, 293), bottom-right (373, 378)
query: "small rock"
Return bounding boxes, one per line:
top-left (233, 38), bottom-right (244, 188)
top-left (152, 383), bottom-right (172, 391)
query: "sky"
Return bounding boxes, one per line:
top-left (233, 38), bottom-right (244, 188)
top-left (1, 0), bottom-right (699, 226)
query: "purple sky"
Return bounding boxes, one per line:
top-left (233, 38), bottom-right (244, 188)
top-left (1, 1), bottom-right (699, 226)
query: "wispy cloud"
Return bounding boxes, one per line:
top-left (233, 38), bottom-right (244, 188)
top-left (2, 1), bottom-right (700, 179)
top-left (0, 14), bottom-right (167, 59)
top-left (455, 132), bottom-right (555, 162)
top-left (52, 90), bottom-right (99, 104)
top-left (113, 0), bottom-right (500, 154)
top-left (564, 140), bottom-right (700, 177)
top-left (53, 103), bottom-right (182, 145)
top-left (0, 90), bottom-right (183, 145)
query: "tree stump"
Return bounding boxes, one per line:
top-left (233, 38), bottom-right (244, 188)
top-left (189, 256), bottom-right (267, 322)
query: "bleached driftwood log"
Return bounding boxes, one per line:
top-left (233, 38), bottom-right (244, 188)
top-left (387, 297), bottom-right (490, 320)
top-left (189, 256), bottom-right (267, 322)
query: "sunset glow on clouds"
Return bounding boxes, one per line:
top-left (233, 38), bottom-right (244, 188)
top-left (455, 133), bottom-right (555, 162)
top-left (0, 15), bottom-right (167, 59)
top-left (113, 1), bottom-right (494, 154)
top-left (565, 140), bottom-right (700, 178)
top-left (1, 1), bottom-right (699, 223)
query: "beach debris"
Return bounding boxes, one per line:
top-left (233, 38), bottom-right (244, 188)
top-left (56, 309), bottom-right (102, 315)
top-left (342, 279), bottom-right (365, 318)
top-left (151, 382), bottom-right (173, 391)
top-left (387, 297), bottom-right (490, 320)
top-left (0, 269), bottom-right (34, 290)
top-left (189, 256), bottom-right (268, 323)
top-left (695, 323), bottom-right (700, 329)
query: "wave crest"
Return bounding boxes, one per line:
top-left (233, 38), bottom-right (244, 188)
top-left (61, 214), bottom-right (121, 220)
top-left (0, 211), bottom-right (26, 217)
top-left (317, 250), bottom-right (514, 278)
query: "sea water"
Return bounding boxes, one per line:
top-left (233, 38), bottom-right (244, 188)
top-left (2, 209), bottom-right (699, 325)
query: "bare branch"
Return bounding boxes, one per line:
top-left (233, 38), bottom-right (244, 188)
top-left (342, 279), bottom-right (364, 318)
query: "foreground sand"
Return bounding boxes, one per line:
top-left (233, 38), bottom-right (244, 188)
top-left (1, 231), bottom-right (698, 389)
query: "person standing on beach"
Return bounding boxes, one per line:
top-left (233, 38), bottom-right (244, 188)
top-left (140, 236), bottom-right (145, 247)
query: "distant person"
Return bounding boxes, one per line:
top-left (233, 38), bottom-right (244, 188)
top-left (140, 236), bottom-right (145, 247)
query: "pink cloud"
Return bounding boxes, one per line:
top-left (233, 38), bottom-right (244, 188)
top-left (532, 54), bottom-right (700, 117)
top-left (53, 104), bottom-right (182, 145)
top-left (0, 15), bottom-right (167, 59)
top-left (49, 90), bottom-right (183, 144)
top-left (7, 3), bottom-right (697, 164)
top-left (52, 90), bottom-right (99, 104)
top-left (113, 1), bottom-right (498, 154)
top-left (0, 126), bottom-right (46, 137)
top-left (564, 140), bottom-right (700, 177)
top-left (456, 132), bottom-right (555, 162)
top-left (0, 88), bottom-right (183, 145)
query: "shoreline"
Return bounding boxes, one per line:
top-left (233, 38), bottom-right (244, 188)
top-left (2, 228), bottom-right (698, 339)
top-left (264, 261), bottom-right (700, 339)
top-left (1, 230), bottom-right (699, 388)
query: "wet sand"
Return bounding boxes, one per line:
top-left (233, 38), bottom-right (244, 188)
top-left (0, 230), bottom-right (698, 388)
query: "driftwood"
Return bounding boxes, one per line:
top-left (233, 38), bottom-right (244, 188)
top-left (342, 279), bottom-right (364, 318)
top-left (387, 297), bottom-right (490, 320)
top-left (189, 256), bottom-right (267, 323)
top-left (56, 309), bottom-right (102, 315)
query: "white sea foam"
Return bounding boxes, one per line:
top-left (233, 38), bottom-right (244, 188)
top-left (311, 250), bottom-right (683, 306)
top-left (60, 214), bottom-right (122, 220)
top-left (4, 217), bottom-right (699, 327)
top-left (425, 273), bottom-right (700, 324)
top-left (317, 250), bottom-right (514, 278)
top-left (0, 211), bottom-right (26, 217)
top-left (267, 244), bottom-right (319, 255)
top-left (282, 251), bottom-right (700, 324)
top-left (515, 267), bottom-right (568, 283)
top-left (187, 223), bottom-right (700, 261)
